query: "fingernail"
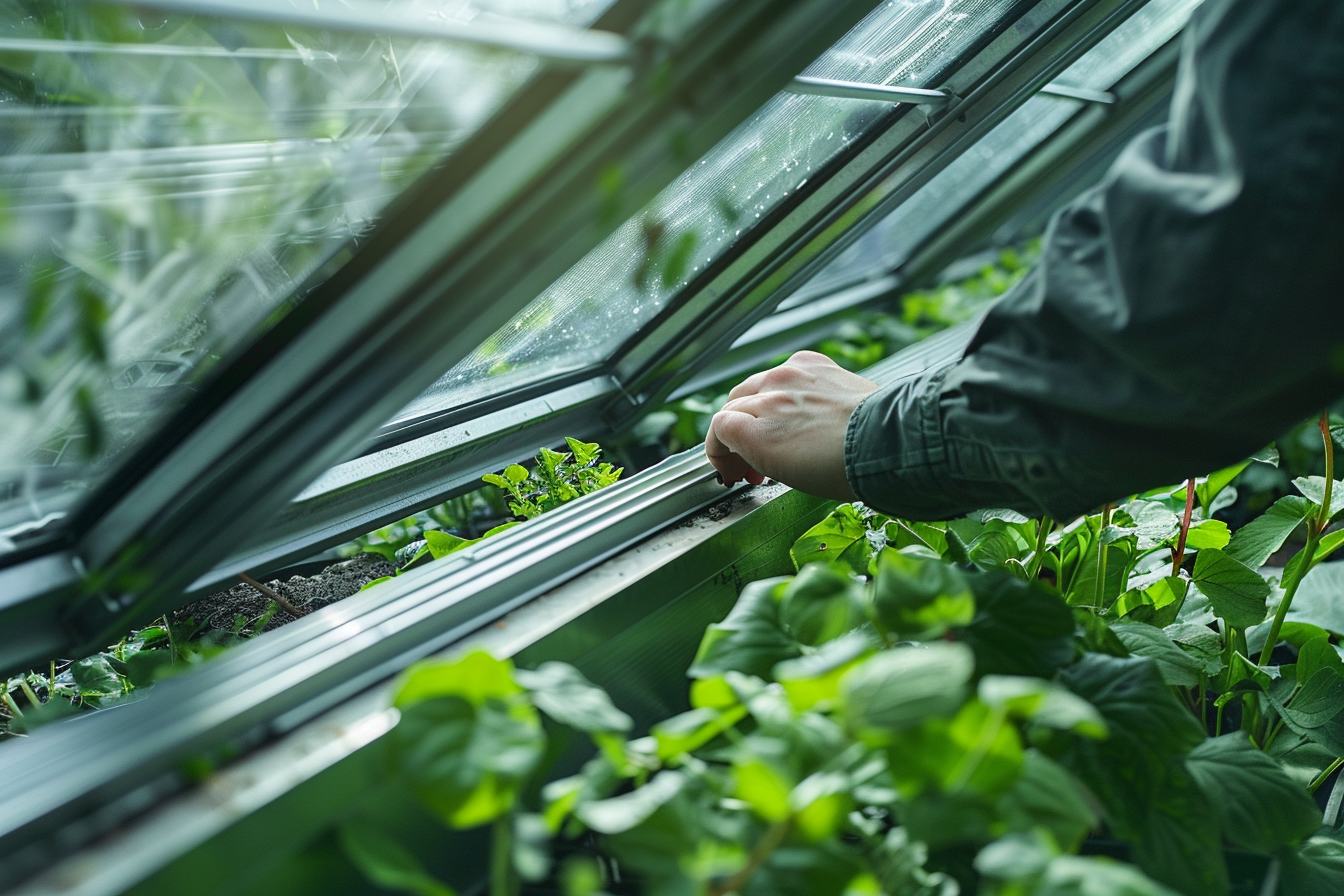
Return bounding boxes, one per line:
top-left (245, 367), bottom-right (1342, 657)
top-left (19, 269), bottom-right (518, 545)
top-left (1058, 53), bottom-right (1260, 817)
top-left (714, 473), bottom-right (724, 485)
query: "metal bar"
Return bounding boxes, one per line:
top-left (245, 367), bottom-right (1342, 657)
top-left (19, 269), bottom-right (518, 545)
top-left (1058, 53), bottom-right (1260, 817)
top-left (119, 0), bottom-right (633, 65)
top-left (1040, 82), bottom-right (1117, 103)
top-left (39, 0), bottom-right (880, 662)
top-left (788, 75), bottom-right (951, 106)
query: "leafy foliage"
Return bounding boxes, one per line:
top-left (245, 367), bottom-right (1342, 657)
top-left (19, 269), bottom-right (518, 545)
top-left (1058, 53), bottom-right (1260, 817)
top-left (349, 432), bottom-right (1344, 896)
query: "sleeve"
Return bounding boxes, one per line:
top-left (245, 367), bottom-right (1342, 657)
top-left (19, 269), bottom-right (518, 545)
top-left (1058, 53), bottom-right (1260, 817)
top-left (845, 0), bottom-right (1344, 522)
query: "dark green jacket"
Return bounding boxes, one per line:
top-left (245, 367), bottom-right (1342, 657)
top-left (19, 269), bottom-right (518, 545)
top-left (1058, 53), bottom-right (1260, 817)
top-left (846, 0), bottom-right (1344, 521)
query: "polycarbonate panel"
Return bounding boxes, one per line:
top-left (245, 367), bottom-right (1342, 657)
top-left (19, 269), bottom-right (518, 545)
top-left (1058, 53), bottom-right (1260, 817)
top-left (395, 0), bottom-right (1024, 423)
top-left (781, 0), bottom-right (1201, 302)
top-left (0, 0), bottom-right (611, 549)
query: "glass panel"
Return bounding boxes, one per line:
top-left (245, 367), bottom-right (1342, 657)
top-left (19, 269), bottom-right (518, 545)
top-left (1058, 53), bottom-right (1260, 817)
top-left (0, 0), bottom-right (611, 550)
top-left (394, 0), bottom-right (1026, 423)
top-left (778, 0), bottom-right (1201, 306)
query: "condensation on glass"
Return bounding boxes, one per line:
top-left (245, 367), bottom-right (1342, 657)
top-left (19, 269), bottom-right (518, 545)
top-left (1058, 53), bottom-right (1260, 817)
top-left (395, 0), bottom-right (1024, 424)
top-left (781, 0), bottom-right (1202, 307)
top-left (0, 0), bottom-right (610, 550)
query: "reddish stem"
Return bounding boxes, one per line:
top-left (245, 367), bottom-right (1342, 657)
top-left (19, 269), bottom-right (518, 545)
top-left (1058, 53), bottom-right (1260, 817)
top-left (1171, 477), bottom-right (1197, 576)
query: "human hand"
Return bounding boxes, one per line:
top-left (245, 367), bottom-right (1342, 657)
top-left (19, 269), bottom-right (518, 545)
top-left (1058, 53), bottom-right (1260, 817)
top-left (704, 351), bottom-right (880, 500)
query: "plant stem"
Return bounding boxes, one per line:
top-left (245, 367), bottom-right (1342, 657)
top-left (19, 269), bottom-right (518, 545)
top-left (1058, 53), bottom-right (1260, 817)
top-left (1172, 477), bottom-right (1197, 576)
top-left (17, 677), bottom-right (40, 708)
top-left (1093, 504), bottom-right (1112, 609)
top-left (1258, 410), bottom-right (1334, 667)
top-left (2, 688), bottom-right (22, 719)
top-left (491, 815), bottom-right (515, 896)
top-left (1027, 515), bottom-right (1053, 579)
top-left (1309, 757), bottom-right (1343, 793)
top-left (239, 572), bottom-right (307, 618)
top-left (709, 820), bottom-right (791, 896)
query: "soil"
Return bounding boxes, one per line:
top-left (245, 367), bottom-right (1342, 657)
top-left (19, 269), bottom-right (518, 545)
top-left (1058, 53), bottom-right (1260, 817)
top-left (172, 554), bottom-right (395, 636)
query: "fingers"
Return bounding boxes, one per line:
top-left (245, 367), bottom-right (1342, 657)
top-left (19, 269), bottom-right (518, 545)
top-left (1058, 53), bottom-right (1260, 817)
top-left (705, 408), bottom-right (765, 486)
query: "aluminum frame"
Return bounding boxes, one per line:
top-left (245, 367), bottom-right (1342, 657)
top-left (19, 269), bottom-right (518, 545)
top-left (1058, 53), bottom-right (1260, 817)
top-left (0, 0), bottom-right (882, 672)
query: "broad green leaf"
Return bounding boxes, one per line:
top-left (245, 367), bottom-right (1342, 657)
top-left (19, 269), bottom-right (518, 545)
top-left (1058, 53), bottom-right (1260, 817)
top-left (1185, 733), bottom-right (1321, 854)
top-left (774, 631), bottom-right (875, 711)
top-left (391, 694), bottom-right (544, 828)
top-left (390, 651), bottom-right (543, 828)
top-left (870, 549), bottom-right (974, 639)
top-left (1252, 445), bottom-right (1280, 466)
top-left (423, 529), bottom-right (476, 559)
top-left (732, 752), bottom-right (793, 822)
top-left (788, 769), bottom-right (853, 839)
top-left (995, 752), bottom-right (1098, 852)
top-left (652, 705), bottom-right (747, 761)
top-left (688, 577), bottom-right (801, 679)
top-left (789, 505), bottom-right (870, 574)
top-left (339, 823), bottom-right (458, 896)
top-left (1294, 476), bottom-right (1344, 517)
top-left (840, 643), bottom-right (973, 736)
top-left (1119, 500), bottom-right (1180, 550)
top-left (1130, 765), bottom-right (1229, 896)
top-left (956, 572), bottom-right (1075, 678)
top-left (72, 655), bottom-right (123, 698)
top-left (1314, 526), bottom-right (1344, 564)
top-left (886, 699), bottom-right (1024, 800)
top-left (1280, 836), bottom-right (1344, 896)
top-left (394, 651), bottom-right (521, 707)
top-left (1054, 655), bottom-right (1206, 840)
top-left (1191, 548), bottom-right (1270, 629)
top-left (1163, 623), bottom-right (1226, 676)
top-left (1287, 561), bottom-right (1344, 636)
top-left (1111, 576), bottom-right (1188, 628)
top-left (1224, 495), bottom-right (1312, 569)
top-left (515, 662), bottom-right (632, 734)
top-left (978, 832), bottom-right (1054, 882)
top-left (968, 529), bottom-right (1020, 571)
top-left (1297, 636), bottom-right (1344, 685)
top-left (504, 464), bottom-right (530, 483)
top-left (360, 575), bottom-right (394, 592)
top-left (1183, 519), bottom-right (1230, 550)
top-left (1037, 856), bottom-right (1181, 896)
top-left (575, 770), bottom-right (686, 835)
top-left (778, 564), bottom-right (867, 646)
top-left (1111, 623), bottom-right (1203, 688)
top-left (1266, 667), bottom-right (1344, 754)
top-left (1196, 461), bottom-right (1250, 513)
top-left (977, 676), bottom-right (1107, 737)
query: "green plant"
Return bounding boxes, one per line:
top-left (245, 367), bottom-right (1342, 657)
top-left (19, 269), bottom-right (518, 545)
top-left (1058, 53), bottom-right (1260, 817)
top-left (346, 431), bottom-right (1344, 896)
top-left (482, 438), bottom-right (624, 521)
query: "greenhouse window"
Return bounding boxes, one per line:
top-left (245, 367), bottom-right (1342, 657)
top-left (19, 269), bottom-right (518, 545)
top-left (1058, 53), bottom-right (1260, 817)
top-left (0, 0), bottom-right (613, 555)
top-left (388, 0), bottom-right (1025, 426)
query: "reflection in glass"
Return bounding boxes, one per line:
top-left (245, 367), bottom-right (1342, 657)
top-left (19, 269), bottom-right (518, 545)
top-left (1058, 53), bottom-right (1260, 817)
top-left (396, 0), bottom-right (1024, 423)
top-left (0, 0), bottom-right (607, 548)
top-left (783, 0), bottom-right (1201, 302)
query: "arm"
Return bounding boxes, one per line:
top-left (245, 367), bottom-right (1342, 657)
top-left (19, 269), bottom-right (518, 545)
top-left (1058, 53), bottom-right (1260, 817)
top-left (710, 0), bottom-right (1344, 520)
